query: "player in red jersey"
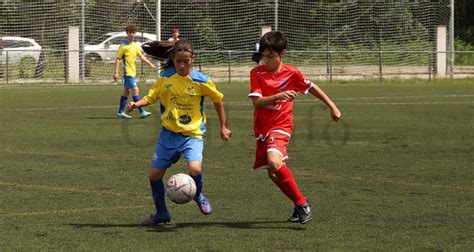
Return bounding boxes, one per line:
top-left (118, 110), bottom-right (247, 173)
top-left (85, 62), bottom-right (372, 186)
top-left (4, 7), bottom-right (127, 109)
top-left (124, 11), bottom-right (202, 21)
top-left (248, 31), bottom-right (341, 224)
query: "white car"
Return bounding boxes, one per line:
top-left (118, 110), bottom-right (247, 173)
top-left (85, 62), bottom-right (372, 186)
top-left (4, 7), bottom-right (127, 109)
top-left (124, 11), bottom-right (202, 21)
top-left (0, 36), bottom-right (42, 65)
top-left (84, 32), bottom-right (157, 62)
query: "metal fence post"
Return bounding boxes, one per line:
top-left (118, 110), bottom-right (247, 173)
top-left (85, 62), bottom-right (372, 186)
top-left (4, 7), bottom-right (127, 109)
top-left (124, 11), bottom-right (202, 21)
top-left (227, 51), bottom-right (231, 84)
top-left (449, 0), bottom-right (455, 78)
top-left (428, 51), bottom-right (432, 81)
top-left (64, 50), bottom-right (68, 84)
top-left (6, 51), bottom-right (9, 85)
top-left (379, 51), bottom-right (383, 83)
top-left (328, 51), bottom-right (333, 83)
top-left (80, 0), bottom-right (85, 81)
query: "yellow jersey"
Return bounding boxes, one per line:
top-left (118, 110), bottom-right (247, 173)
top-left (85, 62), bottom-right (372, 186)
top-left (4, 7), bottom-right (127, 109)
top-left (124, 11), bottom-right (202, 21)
top-left (116, 41), bottom-right (143, 77)
top-left (143, 68), bottom-right (224, 139)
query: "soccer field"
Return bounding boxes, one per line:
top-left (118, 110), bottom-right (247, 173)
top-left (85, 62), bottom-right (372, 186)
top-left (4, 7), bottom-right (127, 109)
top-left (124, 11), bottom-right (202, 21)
top-left (1, 79), bottom-right (473, 250)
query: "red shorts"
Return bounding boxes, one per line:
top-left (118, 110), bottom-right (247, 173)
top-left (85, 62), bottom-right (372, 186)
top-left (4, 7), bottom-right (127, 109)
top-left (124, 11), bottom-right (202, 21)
top-left (253, 131), bottom-right (290, 170)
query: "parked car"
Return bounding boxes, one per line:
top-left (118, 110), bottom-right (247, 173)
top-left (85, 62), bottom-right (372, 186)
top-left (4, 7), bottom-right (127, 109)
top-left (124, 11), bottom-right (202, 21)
top-left (0, 36), bottom-right (42, 65)
top-left (84, 32), bottom-right (157, 62)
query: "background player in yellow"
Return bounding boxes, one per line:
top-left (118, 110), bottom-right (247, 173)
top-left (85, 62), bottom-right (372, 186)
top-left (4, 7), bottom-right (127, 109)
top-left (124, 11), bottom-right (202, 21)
top-left (113, 24), bottom-right (156, 119)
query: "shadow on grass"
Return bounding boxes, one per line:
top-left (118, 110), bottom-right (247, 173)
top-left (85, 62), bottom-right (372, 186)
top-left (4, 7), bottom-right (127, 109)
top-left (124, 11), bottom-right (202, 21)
top-left (68, 220), bottom-right (306, 231)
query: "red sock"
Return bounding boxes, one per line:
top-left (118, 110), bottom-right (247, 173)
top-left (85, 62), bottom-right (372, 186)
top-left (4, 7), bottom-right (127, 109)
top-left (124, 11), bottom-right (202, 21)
top-left (272, 165), bottom-right (306, 206)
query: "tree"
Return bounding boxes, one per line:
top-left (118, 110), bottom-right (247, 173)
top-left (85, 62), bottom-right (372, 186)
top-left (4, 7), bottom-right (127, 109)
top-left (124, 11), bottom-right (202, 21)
top-left (455, 0), bottom-right (474, 43)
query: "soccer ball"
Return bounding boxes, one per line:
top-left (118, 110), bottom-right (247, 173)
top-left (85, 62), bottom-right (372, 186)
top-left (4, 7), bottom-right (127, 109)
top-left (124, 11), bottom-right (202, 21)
top-left (165, 173), bottom-right (196, 204)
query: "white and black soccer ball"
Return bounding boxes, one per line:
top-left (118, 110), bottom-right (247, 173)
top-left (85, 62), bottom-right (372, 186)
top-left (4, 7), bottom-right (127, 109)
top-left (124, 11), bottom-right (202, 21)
top-left (165, 173), bottom-right (196, 204)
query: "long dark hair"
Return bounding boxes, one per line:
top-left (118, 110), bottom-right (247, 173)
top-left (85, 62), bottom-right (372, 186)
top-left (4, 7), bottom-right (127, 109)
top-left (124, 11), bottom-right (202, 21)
top-left (142, 39), bottom-right (194, 70)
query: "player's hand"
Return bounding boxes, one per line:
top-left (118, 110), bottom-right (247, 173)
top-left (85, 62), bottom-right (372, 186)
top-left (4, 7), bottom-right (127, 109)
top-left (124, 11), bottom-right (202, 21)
top-left (113, 73), bottom-right (119, 82)
top-left (330, 107), bottom-right (341, 122)
top-left (277, 90), bottom-right (298, 101)
top-left (220, 126), bottom-right (232, 141)
top-left (127, 102), bottom-right (138, 112)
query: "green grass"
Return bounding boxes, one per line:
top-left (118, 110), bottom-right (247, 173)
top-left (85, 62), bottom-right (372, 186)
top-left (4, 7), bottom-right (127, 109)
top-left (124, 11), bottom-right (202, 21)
top-left (1, 79), bottom-right (473, 250)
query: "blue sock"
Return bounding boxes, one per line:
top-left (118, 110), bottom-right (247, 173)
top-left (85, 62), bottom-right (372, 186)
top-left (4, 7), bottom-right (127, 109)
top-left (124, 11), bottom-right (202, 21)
top-left (150, 180), bottom-right (168, 215)
top-left (118, 96), bottom-right (128, 113)
top-left (133, 95), bottom-right (144, 113)
top-left (191, 174), bottom-right (203, 200)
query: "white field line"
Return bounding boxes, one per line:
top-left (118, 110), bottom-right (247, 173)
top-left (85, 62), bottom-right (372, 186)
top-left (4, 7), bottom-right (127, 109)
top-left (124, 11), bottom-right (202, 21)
top-left (0, 182), bottom-right (151, 216)
top-left (2, 94), bottom-right (473, 112)
top-left (2, 105), bottom-right (116, 112)
top-left (336, 94), bottom-right (474, 100)
top-left (0, 181), bottom-right (149, 199)
top-left (1, 205), bottom-right (150, 217)
top-left (298, 171), bottom-right (474, 192)
top-left (333, 101), bottom-right (474, 105)
top-left (226, 94), bottom-right (474, 106)
top-left (1, 148), bottom-right (124, 161)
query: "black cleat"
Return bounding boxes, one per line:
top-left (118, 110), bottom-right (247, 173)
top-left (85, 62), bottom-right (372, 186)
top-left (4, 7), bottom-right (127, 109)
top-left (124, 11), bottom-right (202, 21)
top-left (295, 203), bottom-right (312, 224)
top-left (287, 208), bottom-right (300, 223)
top-left (287, 198), bottom-right (312, 223)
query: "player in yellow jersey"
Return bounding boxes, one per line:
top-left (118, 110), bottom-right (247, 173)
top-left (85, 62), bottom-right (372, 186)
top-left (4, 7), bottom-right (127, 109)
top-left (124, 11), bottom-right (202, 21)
top-left (128, 39), bottom-right (232, 226)
top-left (113, 24), bottom-right (156, 119)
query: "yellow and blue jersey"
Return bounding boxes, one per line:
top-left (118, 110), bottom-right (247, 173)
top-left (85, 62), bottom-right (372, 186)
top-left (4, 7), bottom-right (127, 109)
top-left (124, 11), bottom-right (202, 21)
top-left (143, 68), bottom-right (224, 139)
top-left (116, 41), bottom-right (143, 77)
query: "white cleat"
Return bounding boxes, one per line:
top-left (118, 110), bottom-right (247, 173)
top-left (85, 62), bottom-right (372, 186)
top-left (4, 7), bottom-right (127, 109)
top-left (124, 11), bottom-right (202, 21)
top-left (116, 112), bottom-right (132, 119)
top-left (139, 111), bottom-right (152, 119)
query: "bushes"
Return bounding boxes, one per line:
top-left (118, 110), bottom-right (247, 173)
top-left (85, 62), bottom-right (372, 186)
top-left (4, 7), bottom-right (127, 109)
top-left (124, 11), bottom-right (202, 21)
top-left (455, 38), bottom-right (474, 65)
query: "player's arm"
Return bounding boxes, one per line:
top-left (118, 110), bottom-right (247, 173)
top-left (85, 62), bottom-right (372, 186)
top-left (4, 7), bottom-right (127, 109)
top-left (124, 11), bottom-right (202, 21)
top-left (127, 98), bottom-right (150, 112)
top-left (139, 54), bottom-right (157, 71)
top-left (309, 85), bottom-right (341, 122)
top-left (250, 90), bottom-right (298, 109)
top-left (113, 58), bottom-right (121, 81)
top-left (249, 68), bottom-right (297, 109)
top-left (212, 101), bottom-right (232, 141)
top-left (128, 80), bottom-right (161, 112)
top-left (201, 80), bottom-right (231, 140)
top-left (114, 46), bottom-right (125, 81)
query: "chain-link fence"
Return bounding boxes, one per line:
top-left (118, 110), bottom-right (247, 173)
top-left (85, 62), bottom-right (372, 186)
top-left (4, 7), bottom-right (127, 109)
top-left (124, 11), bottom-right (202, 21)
top-left (0, 49), bottom-right (473, 85)
top-left (2, 0), bottom-right (472, 84)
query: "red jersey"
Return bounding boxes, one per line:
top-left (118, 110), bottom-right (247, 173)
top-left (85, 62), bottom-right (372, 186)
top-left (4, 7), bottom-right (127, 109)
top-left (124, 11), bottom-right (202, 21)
top-left (249, 64), bottom-right (314, 138)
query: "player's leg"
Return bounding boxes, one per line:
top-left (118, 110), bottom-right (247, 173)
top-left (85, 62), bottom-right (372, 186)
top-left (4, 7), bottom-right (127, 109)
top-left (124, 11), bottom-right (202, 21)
top-left (141, 167), bottom-right (171, 226)
top-left (183, 137), bottom-right (212, 215)
top-left (130, 86), bottom-right (144, 113)
top-left (116, 87), bottom-right (131, 118)
top-left (267, 152), bottom-right (311, 224)
top-left (266, 134), bottom-right (312, 224)
top-left (187, 161), bottom-right (211, 215)
top-left (130, 83), bottom-right (151, 118)
top-left (187, 161), bottom-right (203, 197)
top-left (267, 151), bottom-right (305, 206)
top-left (266, 134), bottom-right (305, 206)
top-left (142, 129), bottom-right (181, 226)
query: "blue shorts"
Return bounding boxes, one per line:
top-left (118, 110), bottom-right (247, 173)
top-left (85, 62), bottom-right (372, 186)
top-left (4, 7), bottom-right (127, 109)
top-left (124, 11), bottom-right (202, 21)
top-left (123, 76), bottom-right (137, 89)
top-left (151, 127), bottom-right (204, 169)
